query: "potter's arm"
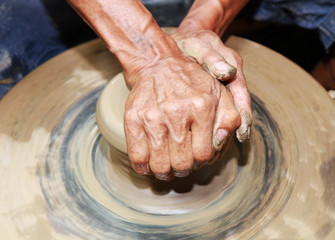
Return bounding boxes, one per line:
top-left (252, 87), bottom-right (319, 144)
top-left (178, 0), bottom-right (249, 36)
top-left (67, 0), bottom-right (249, 180)
top-left (66, 0), bottom-right (177, 86)
top-left (172, 0), bottom-right (252, 141)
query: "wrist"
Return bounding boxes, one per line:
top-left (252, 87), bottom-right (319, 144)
top-left (178, 0), bottom-right (225, 35)
top-left (178, 0), bottom-right (248, 36)
top-left (118, 30), bottom-right (182, 87)
top-left (67, 0), bottom-right (181, 87)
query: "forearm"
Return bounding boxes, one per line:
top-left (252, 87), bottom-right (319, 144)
top-left (178, 0), bottom-right (249, 36)
top-left (66, 0), bottom-right (178, 82)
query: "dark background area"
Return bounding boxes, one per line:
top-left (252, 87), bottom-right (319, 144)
top-left (42, 0), bottom-right (326, 73)
top-left (0, 0), bottom-right (329, 99)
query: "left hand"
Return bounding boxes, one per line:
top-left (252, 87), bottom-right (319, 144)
top-left (171, 29), bottom-right (252, 143)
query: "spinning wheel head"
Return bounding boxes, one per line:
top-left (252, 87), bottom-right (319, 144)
top-left (1, 35), bottom-right (335, 239)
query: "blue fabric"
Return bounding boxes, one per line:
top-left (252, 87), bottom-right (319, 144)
top-left (253, 0), bottom-right (335, 50)
top-left (0, 0), bottom-right (67, 98)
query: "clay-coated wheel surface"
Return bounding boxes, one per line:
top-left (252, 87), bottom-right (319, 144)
top-left (1, 36), bottom-right (335, 239)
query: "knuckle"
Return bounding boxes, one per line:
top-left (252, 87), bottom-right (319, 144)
top-left (161, 101), bottom-right (183, 114)
top-left (204, 30), bottom-right (218, 39)
top-left (222, 109), bottom-right (241, 129)
top-left (124, 108), bottom-right (140, 125)
top-left (124, 109), bottom-right (144, 136)
top-left (143, 108), bottom-right (162, 124)
top-left (161, 101), bottom-right (186, 121)
top-left (192, 95), bottom-right (215, 113)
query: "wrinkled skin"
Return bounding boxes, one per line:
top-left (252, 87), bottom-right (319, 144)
top-left (67, 0), bottom-right (252, 180)
top-left (124, 40), bottom-right (243, 180)
top-left (172, 29), bottom-right (252, 143)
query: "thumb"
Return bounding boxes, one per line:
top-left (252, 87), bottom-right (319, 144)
top-left (202, 51), bottom-right (237, 81)
top-left (175, 38), bottom-right (236, 80)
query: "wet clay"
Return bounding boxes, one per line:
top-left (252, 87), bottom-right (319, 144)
top-left (1, 34), bottom-right (335, 239)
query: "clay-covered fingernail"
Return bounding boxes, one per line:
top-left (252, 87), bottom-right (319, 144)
top-left (173, 169), bottom-right (191, 177)
top-left (236, 112), bottom-right (252, 142)
top-left (228, 65), bottom-right (237, 77)
top-left (214, 61), bottom-right (237, 80)
top-left (154, 173), bottom-right (173, 181)
top-left (213, 128), bottom-right (228, 151)
top-left (132, 163), bottom-right (150, 175)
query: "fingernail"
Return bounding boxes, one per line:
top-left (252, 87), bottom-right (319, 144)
top-left (228, 65), bottom-right (237, 77)
top-left (155, 173), bottom-right (173, 181)
top-left (173, 169), bottom-right (191, 177)
top-left (133, 163), bottom-right (151, 175)
top-left (236, 112), bottom-right (252, 142)
top-left (214, 128), bottom-right (228, 151)
top-left (237, 126), bottom-right (250, 142)
top-left (214, 62), bottom-right (236, 80)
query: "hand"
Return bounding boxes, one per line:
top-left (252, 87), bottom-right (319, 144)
top-left (172, 29), bottom-right (252, 142)
top-left (66, 0), bottom-right (249, 180)
top-left (123, 48), bottom-right (241, 180)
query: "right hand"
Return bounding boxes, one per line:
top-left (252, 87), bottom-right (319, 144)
top-left (123, 43), bottom-right (241, 180)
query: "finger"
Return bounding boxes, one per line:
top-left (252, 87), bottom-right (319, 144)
top-left (168, 124), bottom-right (193, 177)
top-left (213, 86), bottom-right (241, 151)
top-left (202, 51), bottom-right (237, 81)
top-left (178, 39), bottom-right (236, 80)
top-left (142, 110), bottom-right (171, 181)
top-left (147, 135), bottom-right (171, 181)
top-left (228, 75), bottom-right (252, 142)
top-left (224, 53), bottom-right (252, 142)
top-left (191, 96), bottom-right (215, 163)
top-left (124, 109), bottom-right (150, 175)
top-left (161, 101), bottom-right (193, 178)
top-left (208, 133), bottom-right (234, 165)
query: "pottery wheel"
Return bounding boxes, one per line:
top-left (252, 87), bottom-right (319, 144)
top-left (1, 36), bottom-right (335, 239)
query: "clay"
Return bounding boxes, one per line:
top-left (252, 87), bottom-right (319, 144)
top-left (1, 35), bottom-right (335, 239)
top-left (96, 72), bottom-right (129, 154)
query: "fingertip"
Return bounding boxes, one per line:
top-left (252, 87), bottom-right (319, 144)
top-left (213, 128), bottom-right (229, 151)
top-left (237, 125), bottom-right (251, 142)
top-left (173, 168), bottom-right (191, 177)
top-left (154, 172), bottom-right (174, 181)
top-left (132, 162), bottom-right (151, 175)
top-left (236, 111), bottom-right (252, 142)
top-left (227, 65), bottom-right (237, 78)
top-left (209, 134), bottom-right (234, 165)
top-left (214, 61), bottom-right (237, 81)
top-left (203, 53), bottom-right (237, 81)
